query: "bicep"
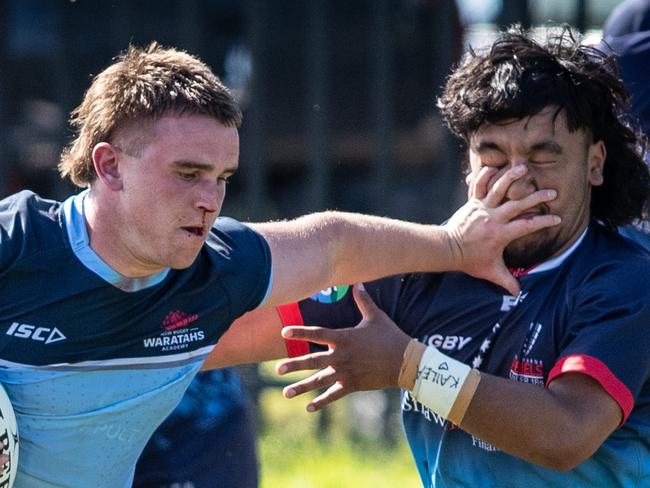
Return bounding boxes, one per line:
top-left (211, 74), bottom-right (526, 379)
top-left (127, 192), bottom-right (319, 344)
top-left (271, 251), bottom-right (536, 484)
top-left (547, 372), bottom-right (622, 448)
top-left (251, 220), bottom-right (334, 307)
top-left (202, 306), bottom-right (287, 370)
top-left (460, 370), bottom-right (621, 469)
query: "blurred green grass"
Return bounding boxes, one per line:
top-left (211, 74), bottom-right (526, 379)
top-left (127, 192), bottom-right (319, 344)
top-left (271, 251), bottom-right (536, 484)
top-left (257, 362), bottom-right (420, 488)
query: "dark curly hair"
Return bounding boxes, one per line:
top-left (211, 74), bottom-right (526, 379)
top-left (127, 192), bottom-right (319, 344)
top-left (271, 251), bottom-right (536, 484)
top-left (438, 25), bottom-right (649, 228)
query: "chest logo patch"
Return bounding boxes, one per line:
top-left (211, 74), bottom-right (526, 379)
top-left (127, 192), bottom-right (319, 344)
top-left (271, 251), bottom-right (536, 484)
top-left (142, 310), bottom-right (205, 352)
top-left (6, 322), bottom-right (67, 344)
top-left (509, 355), bottom-right (545, 385)
top-left (163, 310), bottom-right (199, 331)
top-left (500, 291), bottom-right (529, 311)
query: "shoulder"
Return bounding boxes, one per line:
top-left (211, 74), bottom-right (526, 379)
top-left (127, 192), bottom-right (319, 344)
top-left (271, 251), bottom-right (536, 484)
top-left (579, 224), bottom-right (650, 264)
top-left (199, 216), bottom-right (272, 312)
top-left (570, 224), bottom-right (650, 299)
top-left (205, 216), bottom-right (269, 259)
top-left (0, 191), bottom-right (64, 270)
top-left (618, 220), bottom-right (650, 254)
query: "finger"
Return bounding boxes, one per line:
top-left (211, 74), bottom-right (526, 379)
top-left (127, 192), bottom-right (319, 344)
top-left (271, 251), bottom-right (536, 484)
top-left (484, 164), bottom-right (527, 207)
top-left (468, 166), bottom-right (498, 200)
top-left (504, 214), bottom-right (562, 241)
top-left (465, 172), bottom-right (473, 199)
top-left (0, 454), bottom-right (7, 466)
top-left (497, 189), bottom-right (557, 220)
top-left (306, 382), bottom-right (348, 412)
top-left (276, 351), bottom-right (333, 375)
top-left (351, 283), bottom-right (380, 318)
top-left (283, 366), bottom-right (337, 398)
top-left (488, 266), bottom-right (521, 296)
top-left (485, 167), bottom-right (507, 196)
top-left (281, 325), bottom-right (339, 345)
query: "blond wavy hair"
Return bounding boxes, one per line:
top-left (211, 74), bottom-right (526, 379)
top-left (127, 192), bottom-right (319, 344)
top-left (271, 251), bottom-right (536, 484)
top-left (58, 42), bottom-right (242, 187)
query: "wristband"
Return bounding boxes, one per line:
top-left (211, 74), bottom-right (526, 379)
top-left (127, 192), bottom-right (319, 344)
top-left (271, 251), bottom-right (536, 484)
top-left (411, 346), bottom-right (480, 425)
top-left (398, 339), bottom-right (427, 390)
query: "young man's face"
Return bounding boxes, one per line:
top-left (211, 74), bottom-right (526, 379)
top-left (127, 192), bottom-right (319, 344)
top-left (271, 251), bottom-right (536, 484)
top-left (467, 106), bottom-right (605, 268)
top-left (113, 114), bottom-right (239, 272)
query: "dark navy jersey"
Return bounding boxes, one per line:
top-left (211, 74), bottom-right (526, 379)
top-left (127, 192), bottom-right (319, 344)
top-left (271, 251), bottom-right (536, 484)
top-left (279, 225), bottom-right (650, 487)
top-left (0, 190), bottom-right (272, 487)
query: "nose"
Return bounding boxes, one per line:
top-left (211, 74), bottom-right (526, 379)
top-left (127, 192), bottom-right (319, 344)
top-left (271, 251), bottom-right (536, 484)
top-left (501, 162), bottom-right (537, 201)
top-left (196, 179), bottom-right (226, 214)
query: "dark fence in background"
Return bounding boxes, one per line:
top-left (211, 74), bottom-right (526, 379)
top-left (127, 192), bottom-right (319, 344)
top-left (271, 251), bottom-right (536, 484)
top-left (0, 0), bottom-right (467, 224)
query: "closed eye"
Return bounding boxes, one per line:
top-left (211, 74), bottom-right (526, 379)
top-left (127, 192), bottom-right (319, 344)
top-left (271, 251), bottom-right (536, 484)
top-left (481, 162), bottom-right (507, 170)
top-left (177, 172), bottom-right (199, 181)
top-left (529, 160), bottom-right (556, 166)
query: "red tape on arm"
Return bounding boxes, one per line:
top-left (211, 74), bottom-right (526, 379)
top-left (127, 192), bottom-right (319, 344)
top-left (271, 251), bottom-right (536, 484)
top-left (276, 303), bottom-right (311, 357)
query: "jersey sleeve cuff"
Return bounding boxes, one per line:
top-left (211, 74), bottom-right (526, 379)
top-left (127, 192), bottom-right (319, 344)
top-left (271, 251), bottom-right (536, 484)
top-left (547, 354), bottom-right (634, 424)
top-left (276, 303), bottom-right (311, 358)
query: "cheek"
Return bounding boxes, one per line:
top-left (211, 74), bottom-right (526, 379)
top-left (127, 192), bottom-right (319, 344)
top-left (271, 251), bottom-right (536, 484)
top-left (214, 182), bottom-right (228, 210)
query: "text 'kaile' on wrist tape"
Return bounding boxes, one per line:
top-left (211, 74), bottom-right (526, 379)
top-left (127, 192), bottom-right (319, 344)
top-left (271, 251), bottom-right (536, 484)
top-left (411, 346), bottom-right (480, 425)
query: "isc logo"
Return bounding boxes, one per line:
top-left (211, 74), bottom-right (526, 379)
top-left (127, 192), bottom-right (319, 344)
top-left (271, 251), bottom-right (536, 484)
top-left (6, 322), bottom-right (67, 344)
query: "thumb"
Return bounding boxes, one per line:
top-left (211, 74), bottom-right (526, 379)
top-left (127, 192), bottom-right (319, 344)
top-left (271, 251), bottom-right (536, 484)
top-left (490, 265), bottom-right (521, 296)
top-left (352, 283), bottom-right (380, 318)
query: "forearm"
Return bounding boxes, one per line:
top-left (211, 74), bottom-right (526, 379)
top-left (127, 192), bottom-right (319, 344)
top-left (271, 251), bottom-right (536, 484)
top-left (253, 212), bottom-right (458, 306)
top-left (459, 374), bottom-right (616, 470)
top-left (256, 179), bottom-right (563, 306)
top-left (202, 307), bottom-right (287, 370)
top-left (275, 291), bottom-right (620, 471)
top-left (324, 212), bottom-right (457, 284)
top-left (398, 342), bottom-right (621, 470)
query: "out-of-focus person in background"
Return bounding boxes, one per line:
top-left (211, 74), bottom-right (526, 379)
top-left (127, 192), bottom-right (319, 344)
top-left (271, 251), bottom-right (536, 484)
top-left (602, 0), bottom-right (650, 137)
top-left (133, 369), bottom-right (259, 488)
top-left (601, 0), bottom-right (650, 249)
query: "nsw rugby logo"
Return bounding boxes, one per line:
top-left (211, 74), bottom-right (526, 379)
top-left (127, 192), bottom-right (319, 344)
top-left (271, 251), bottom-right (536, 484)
top-left (310, 285), bottom-right (350, 303)
top-left (163, 310), bottom-right (199, 331)
top-left (142, 310), bottom-right (204, 352)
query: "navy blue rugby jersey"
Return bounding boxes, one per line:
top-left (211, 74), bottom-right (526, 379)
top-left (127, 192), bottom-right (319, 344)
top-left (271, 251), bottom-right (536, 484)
top-left (0, 190), bottom-right (272, 488)
top-left (279, 225), bottom-right (650, 487)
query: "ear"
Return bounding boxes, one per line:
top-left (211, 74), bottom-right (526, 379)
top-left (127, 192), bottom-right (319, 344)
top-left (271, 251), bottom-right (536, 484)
top-left (587, 140), bottom-right (606, 187)
top-left (92, 143), bottom-right (123, 191)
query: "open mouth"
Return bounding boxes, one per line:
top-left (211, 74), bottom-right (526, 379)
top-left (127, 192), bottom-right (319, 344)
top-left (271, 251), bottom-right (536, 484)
top-left (182, 226), bottom-right (204, 237)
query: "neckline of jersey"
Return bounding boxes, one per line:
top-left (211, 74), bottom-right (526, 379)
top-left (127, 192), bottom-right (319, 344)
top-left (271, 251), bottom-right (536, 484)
top-left (62, 190), bottom-right (170, 292)
top-left (508, 227), bottom-right (588, 278)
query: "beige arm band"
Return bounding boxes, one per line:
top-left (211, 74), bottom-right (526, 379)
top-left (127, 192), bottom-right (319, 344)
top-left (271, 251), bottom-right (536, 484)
top-left (398, 340), bottom-right (481, 426)
top-left (397, 339), bottom-right (427, 390)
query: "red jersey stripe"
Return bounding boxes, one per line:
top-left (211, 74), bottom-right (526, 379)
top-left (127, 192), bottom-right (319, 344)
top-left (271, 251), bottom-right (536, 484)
top-left (547, 354), bottom-right (634, 423)
top-left (276, 303), bottom-right (310, 357)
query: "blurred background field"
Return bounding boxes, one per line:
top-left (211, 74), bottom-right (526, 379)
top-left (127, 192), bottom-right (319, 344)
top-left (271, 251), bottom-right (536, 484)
top-left (256, 362), bottom-right (420, 488)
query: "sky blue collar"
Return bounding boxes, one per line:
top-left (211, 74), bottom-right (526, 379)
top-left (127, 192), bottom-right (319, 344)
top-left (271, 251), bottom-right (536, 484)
top-left (62, 190), bottom-right (170, 292)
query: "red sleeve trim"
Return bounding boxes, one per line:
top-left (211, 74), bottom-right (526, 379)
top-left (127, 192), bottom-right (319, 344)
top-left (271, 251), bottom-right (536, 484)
top-left (547, 354), bottom-right (634, 423)
top-left (276, 303), bottom-right (311, 358)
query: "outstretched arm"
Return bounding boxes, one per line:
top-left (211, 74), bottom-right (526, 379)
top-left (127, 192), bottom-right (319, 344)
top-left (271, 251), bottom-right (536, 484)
top-left (202, 306), bottom-right (286, 370)
top-left (205, 166), bottom-right (559, 369)
top-left (276, 285), bottom-right (621, 471)
top-left (252, 165), bottom-right (559, 307)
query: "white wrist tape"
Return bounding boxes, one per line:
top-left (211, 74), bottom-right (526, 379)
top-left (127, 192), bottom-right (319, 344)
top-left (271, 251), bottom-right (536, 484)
top-left (411, 346), bottom-right (472, 420)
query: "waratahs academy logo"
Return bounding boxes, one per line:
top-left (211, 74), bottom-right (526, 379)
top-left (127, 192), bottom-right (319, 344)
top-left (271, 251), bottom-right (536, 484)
top-left (310, 285), bottom-right (350, 303)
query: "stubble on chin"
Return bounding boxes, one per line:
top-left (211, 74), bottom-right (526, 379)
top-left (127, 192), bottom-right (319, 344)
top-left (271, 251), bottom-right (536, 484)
top-left (503, 230), bottom-right (561, 269)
